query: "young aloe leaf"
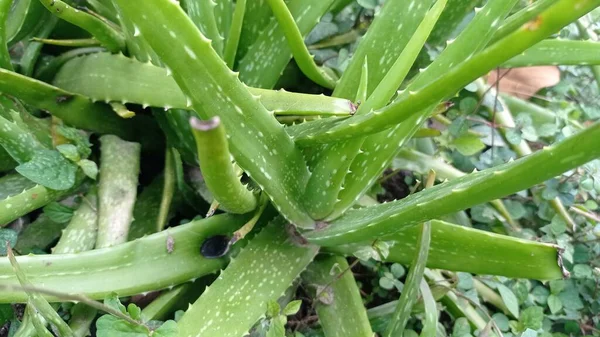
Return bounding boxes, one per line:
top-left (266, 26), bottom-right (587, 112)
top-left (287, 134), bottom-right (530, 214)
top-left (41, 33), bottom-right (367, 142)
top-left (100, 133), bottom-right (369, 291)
top-left (302, 0), bottom-right (447, 219)
top-left (0, 214), bottom-right (249, 302)
top-left (293, 0), bottom-right (598, 144)
top-left (236, 0), bottom-right (274, 62)
top-left (332, 0), bottom-right (436, 99)
top-left (0, 0), bottom-right (14, 70)
top-left (128, 174), bottom-right (167, 241)
top-left (328, 219), bottom-right (564, 280)
top-left (303, 255), bottom-right (374, 337)
top-left (18, 15), bottom-right (59, 77)
top-left (327, 0), bottom-right (518, 219)
top-left (223, 0), bottom-right (246, 68)
top-left (306, 122), bottom-right (600, 246)
top-left (96, 135), bottom-right (140, 248)
top-left (7, 247), bottom-right (75, 337)
top-left (214, 0), bottom-right (232, 42)
top-left (427, 0), bottom-right (482, 45)
top-left (0, 180), bottom-right (78, 226)
top-left (37, 0), bottom-right (125, 52)
top-left (6, 0), bottom-right (48, 46)
top-left (419, 280), bottom-right (438, 337)
top-left (489, 0), bottom-right (559, 45)
top-left (190, 116), bottom-right (258, 214)
top-left (13, 214), bottom-right (67, 254)
top-left (140, 283), bottom-right (193, 321)
top-left (0, 68), bottom-right (131, 137)
top-left (265, 0), bottom-right (338, 88)
top-left (238, 0), bottom-right (335, 88)
top-left (0, 114), bottom-right (46, 163)
top-left (52, 53), bottom-right (355, 117)
top-left (384, 222), bottom-right (431, 337)
top-left (503, 39), bottom-right (600, 67)
top-left (181, 0), bottom-right (224, 57)
top-left (68, 303), bottom-right (97, 337)
top-left (177, 217), bottom-right (318, 337)
top-left (52, 188), bottom-right (98, 254)
top-left (110, 0), bottom-right (314, 228)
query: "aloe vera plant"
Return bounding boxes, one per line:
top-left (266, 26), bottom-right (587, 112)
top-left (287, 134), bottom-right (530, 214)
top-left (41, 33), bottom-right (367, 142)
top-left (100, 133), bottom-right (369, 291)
top-left (1, 0), bottom-right (599, 336)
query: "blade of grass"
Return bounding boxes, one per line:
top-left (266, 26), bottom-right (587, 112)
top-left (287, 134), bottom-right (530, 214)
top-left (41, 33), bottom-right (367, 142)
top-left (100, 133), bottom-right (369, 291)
top-left (384, 222), bottom-right (431, 337)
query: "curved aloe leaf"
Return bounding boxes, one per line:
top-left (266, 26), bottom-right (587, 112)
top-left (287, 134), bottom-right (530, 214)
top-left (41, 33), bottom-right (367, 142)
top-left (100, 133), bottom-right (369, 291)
top-left (384, 222), bottom-right (431, 337)
top-left (52, 53), bottom-right (355, 117)
top-left (96, 135), bottom-right (141, 248)
top-left (0, 0), bottom-right (14, 70)
top-left (223, 0), bottom-right (246, 68)
top-left (236, 0), bottom-right (274, 61)
top-left (302, 0), bottom-right (447, 219)
top-left (190, 116), bottom-right (258, 214)
top-left (332, 0), bottom-right (436, 99)
top-left (293, 0), bottom-right (599, 144)
top-left (504, 39), bottom-right (600, 67)
top-left (0, 181), bottom-right (77, 226)
top-left (181, 0), bottom-right (224, 56)
top-left (0, 214), bottom-right (249, 302)
top-left (238, 0), bottom-right (335, 88)
top-left (327, 0), bottom-right (518, 219)
top-left (265, 0), bottom-right (338, 88)
top-left (328, 219), bottom-right (564, 280)
top-left (37, 0), bottom-right (125, 52)
top-left (0, 68), bottom-right (131, 137)
top-left (110, 0), bottom-right (314, 228)
top-left (0, 114), bottom-right (46, 163)
top-left (303, 256), bottom-right (374, 337)
top-left (177, 217), bottom-right (318, 337)
top-left (6, 0), bottom-right (48, 46)
top-left (305, 122), bottom-right (600, 246)
top-left (419, 280), bottom-right (438, 337)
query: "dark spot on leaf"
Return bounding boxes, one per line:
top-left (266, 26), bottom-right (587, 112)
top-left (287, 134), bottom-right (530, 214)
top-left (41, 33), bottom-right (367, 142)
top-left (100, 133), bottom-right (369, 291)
top-left (56, 95), bottom-right (74, 104)
top-left (200, 235), bottom-right (229, 258)
top-left (166, 235), bottom-right (175, 253)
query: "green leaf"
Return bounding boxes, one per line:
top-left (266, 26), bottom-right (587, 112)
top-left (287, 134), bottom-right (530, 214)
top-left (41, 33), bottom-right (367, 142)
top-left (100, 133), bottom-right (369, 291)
top-left (449, 116), bottom-right (470, 137)
top-left (390, 264), bottom-right (405, 279)
top-left (282, 300), bottom-right (302, 316)
top-left (153, 320), bottom-right (178, 337)
top-left (95, 315), bottom-right (147, 337)
top-left (15, 149), bottom-right (77, 190)
top-left (379, 276), bottom-right (395, 290)
top-left (498, 284), bottom-right (520, 319)
top-left (452, 135), bottom-right (485, 156)
top-left (357, 0), bottom-right (377, 9)
top-left (266, 316), bottom-right (286, 337)
top-left (42, 202), bottom-right (74, 223)
top-left (522, 329), bottom-right (538, 337)
top-left (549, 215), bottom-right (567, 235)
top-left (518, 306), bottom-right (544, 332)
top-left (78, 159), bottom-right (98, 180)
top-left (104, 293), bottom-right (127, 315)
top-left (127, 303), bottom-right (141, 321)
top-left (538, 123), bottom-right (558, 137)
top-left (452, 317), bottom-right (471, 337)
top-left (505, 128), bottom-right (522, 145)
top-left (492, 313), bottom-right (510, 332)
top-left (56, 144), bottom-right (80, 162)
top-left (548, 280), bottom-right (565, 295)
top-left (267, 300), bottom-right (281, 318)
top-left (0, 229), bottom-right (17, 255)
top-left (547, 294), bottom-right (562, 314)
top-left (572, 264), bottom-right (592, 278)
